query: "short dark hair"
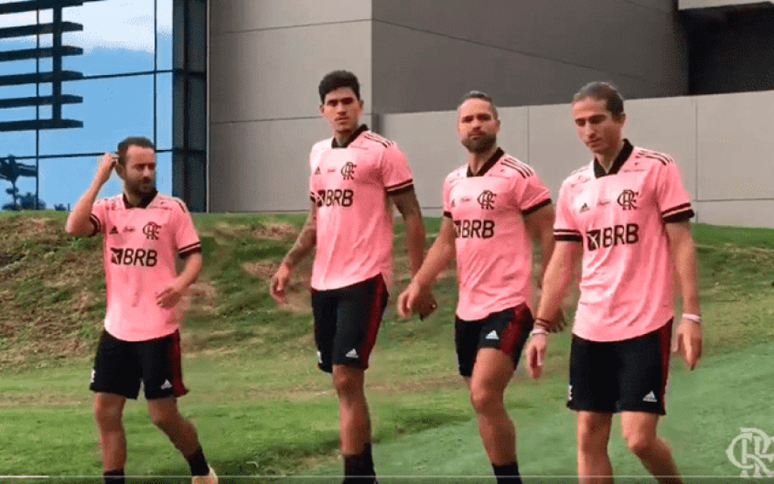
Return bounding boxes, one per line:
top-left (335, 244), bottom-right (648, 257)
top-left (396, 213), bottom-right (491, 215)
top-left (117, 137), bottom-right (155, 166)
top-left (318, 70), bottom-right (361, 103)
top-left (572, 82), bottom-right (625, 119)
top-left (458, 90), bottom-right (499, 120)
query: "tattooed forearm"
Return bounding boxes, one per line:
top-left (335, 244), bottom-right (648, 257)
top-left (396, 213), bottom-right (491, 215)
top-left (282, 209), bottom-right (317, 269)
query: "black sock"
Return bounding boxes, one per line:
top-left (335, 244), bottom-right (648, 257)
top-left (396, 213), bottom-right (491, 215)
top-left (103, 469), bottom-right (125, 484)
top-left (343, 443), bottom-right (376, 483)
top-left (185, 446), bottom-right (210, 476)
top-left (493, 461), bottom-right (522, 484)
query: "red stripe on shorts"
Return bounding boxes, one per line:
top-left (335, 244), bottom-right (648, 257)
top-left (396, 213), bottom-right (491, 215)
top-left (360, 277), bottom-right (387, 368)
top-left (167, 330), bottom-right (189, 397)
top-left (657, 320), bottom-right (673, 404)
top-left (500, 305), bottom-right (529, 356)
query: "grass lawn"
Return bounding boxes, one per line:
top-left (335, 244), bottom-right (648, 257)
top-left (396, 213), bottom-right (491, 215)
top-left (0, 212), bottom-right (772, 483)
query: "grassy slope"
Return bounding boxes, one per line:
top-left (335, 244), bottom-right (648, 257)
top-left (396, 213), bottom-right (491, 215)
top-left (0, 212), bottom-right (772, 482)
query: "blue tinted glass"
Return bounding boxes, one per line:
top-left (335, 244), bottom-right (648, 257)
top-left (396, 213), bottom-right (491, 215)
top-left (38, 152), bottom-right (172, 211)
top-left (157, 0), bottom-right (172, 70)
top-left (0, 132), bottom-right (36, 157)
top-left (38, 156), bottom-right (121, 210)
top-left (40, 75), bottom-right (154, 155)
top-left (63, 0), bottom-right (155, 76)
top-left (1, 167), bottom-right (37, 211)
top-left (156, 73), bottom-right (172, 150)
top-left (155, 151), bottom-right (172, 195)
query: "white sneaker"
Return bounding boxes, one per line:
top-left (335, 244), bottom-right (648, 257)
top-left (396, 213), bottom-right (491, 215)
top-left (192, 466), bottom-right (218, 484)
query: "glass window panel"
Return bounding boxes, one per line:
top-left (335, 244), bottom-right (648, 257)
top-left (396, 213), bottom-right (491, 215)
top-left (0, 107), bottom-right (36, 122)
top-left (38, 156), bottom-right (120, 211)
top-left (156, 73), bottom-right (172, 150)
top-left (0, 57), bottom-right (36, 76)
top-left (39, 34), bottom-right (52, 48)
top-left (0, 132), bottom-right (36, 158)
top-left (157, 0), bottom-right (173, 70)
top-left (0, 11), bottom-right (37, 31)
top-left (38, 152), bottom-right (171, 211)
top-left (40, 76), bottom-right (154, 155)
top-left (63, 0), bottom-right (155, 76)
top-left (1, 166), bottom-right (37, 211)
top-left (155, 151), bottom-right (172, 196)
top-left (39, 58), bottom-right (53, 73)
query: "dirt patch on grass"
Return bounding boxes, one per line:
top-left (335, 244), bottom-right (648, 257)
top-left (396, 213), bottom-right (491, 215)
top-left (253, 222), bottom-right (297, 240)
top-left (243, 261), bottom-right (277, 280)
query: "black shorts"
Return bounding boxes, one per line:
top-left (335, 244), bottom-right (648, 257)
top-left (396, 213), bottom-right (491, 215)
top-left (90, 330), bottom-right (188, 400)
top-left (454, 304), bottom-right (534, 378)
top-left (311, 274), bottom-right (389, 373)
top-left (567, 320), bottom-right (673, 415)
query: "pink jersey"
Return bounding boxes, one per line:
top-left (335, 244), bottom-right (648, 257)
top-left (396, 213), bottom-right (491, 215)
top-left (443, 148), bottom-right (552, 321)
top-left (89, 191), bottom-right (201, 341)
top-left (554, 140), bottom-right (694, 341)
top-left (309, 125), bottom-right (414, 290)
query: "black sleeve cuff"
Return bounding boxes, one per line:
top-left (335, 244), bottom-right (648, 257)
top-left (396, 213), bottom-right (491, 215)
top-left (522, 198), bottom-right (552, 216)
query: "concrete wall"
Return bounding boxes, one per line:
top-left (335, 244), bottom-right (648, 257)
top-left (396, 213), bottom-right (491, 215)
top-left (371, 0), bottom-right (688, 113)
top-left (209, 0), bottom-right (373, 211)
top-left (381, 91), bottom-right (774, 227)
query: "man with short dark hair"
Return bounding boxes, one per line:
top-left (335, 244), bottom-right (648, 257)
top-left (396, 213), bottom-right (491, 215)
top-left (66, 137), bottom-right (216, 484)
top-left (526, 82), bottom-right (702, 484)
top-left (270, 70), bottom-right (434, 483)
top-left (399, 91), bottom-right (556, 483)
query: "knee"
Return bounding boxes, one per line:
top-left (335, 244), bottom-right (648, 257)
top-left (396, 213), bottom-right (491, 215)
top-left (469, 386), bottom-right (501, 415)
top-left (332, 369), bottom-right (363, 399)
top-left (623, 431), bottom-right (655, 458)
top-left (149, 408), bottom-right (179, 430)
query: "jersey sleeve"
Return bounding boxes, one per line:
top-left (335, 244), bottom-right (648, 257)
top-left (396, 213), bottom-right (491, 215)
top-left (513, 169), bottom-right (552, 216)
top-left (442, 176), bottom-right (453, 219)
top-left (655, 157), bottom-right (695, 223)
top-left (173, 200), bottom-right (202, 257)
top-left (381, 143), bottom-right (414, 196)
top-left (89, 199), bottom-right (108, 237)
top-left (553, 182), bottom-right (582, 242)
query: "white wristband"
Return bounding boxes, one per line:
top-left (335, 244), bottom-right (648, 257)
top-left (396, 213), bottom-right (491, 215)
top-left (529, 327), bottom-right (548, 338)
top-left (682, 313), bottom-right (702, 324)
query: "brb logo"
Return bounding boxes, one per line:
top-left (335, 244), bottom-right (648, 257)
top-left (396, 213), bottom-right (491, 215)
top-left (316, 189), bottom-right (353, 207)
top-left (585, 224), bottom-right (639, 251)
top-left (727, 428), bottom-right (774, 477)
top-left (143, 222), bottom-right (161, 240)
top-left (477, 190), bottom-right (496, 210)
top-left (110, 248), bottom-right (158, 267)
top-left (341, 162), bottom-right (356, 180)
top-left (617, 189), bottom-right (638, 210)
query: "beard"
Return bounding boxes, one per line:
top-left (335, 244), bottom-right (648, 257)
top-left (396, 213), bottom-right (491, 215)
top-left (125, 176), bottom-right (156, 197)
top-left (462, 133), bottom-right (497, 154)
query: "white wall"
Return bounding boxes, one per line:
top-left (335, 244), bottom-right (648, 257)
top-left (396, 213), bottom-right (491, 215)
top-left (209, 0), bottom-right (373, 212)
top-left (381, 91), bottom-right (774, 228)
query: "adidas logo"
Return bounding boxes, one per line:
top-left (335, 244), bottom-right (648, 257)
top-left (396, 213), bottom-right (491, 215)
top-left (345, 348), bottom-right (359, 359)
top-left (109, 226), bottom-right (119, 235)
top-left (314, 166), bottom-right (322, 175)
top-left (485, 330), bottom-right (499, 341)
top-left (160, 380), bottom-right (172, 390)
top-left (643, 391), bottom-right (657, 403)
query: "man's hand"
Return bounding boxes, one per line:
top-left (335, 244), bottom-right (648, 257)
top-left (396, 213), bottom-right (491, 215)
top-left (270, 263), bottom-right (292, 304)
top-left (672, 318), bottom-right (702, 370)
top-left (397, 280), bottom-right (433, 319)
top-left (525, 334), bottom-right (547, 378)
top-left (157, 280), bottom-right (185, 308)
top-left (94, 153), bottom-right (117, 188)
